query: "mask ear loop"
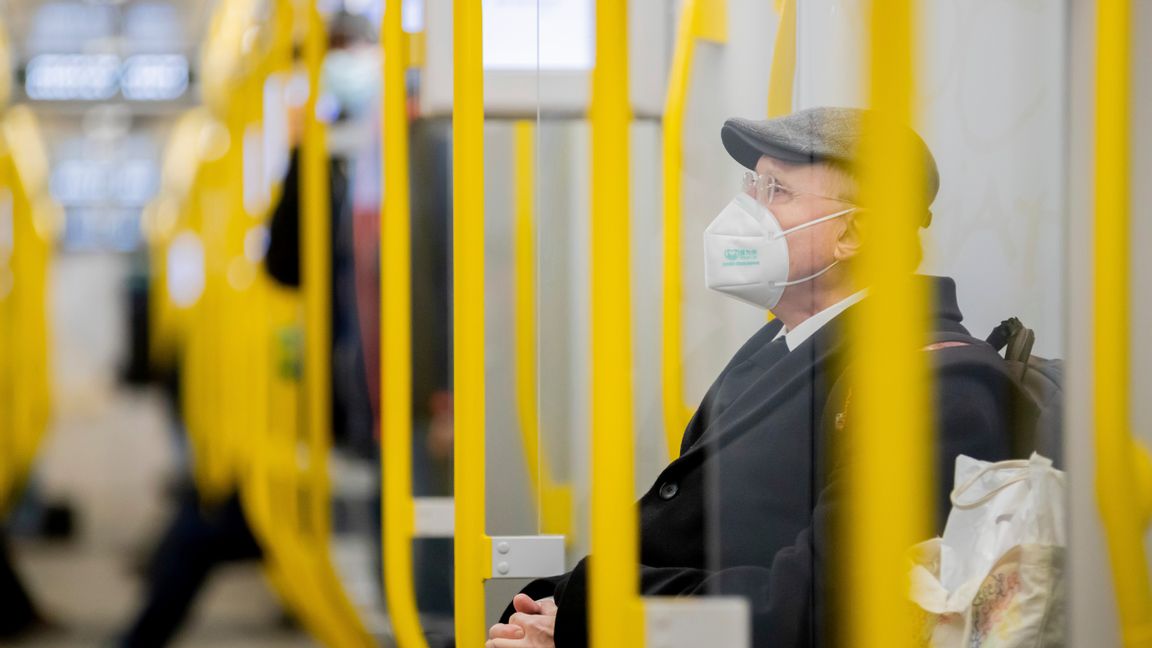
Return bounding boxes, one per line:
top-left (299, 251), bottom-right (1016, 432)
top-left (774, 260), bottom-right (840, 287)
top-left (768, 207), bottom-right (856, 287)
top-left (771, 206), bottom-right (857, 240)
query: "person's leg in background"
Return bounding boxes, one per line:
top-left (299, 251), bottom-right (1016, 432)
top-left (117, 492), bottom-right (262, 648)
top-left (0, 528), bottom-right (43, 639)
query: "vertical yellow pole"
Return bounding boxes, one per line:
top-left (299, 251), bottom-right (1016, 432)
top-left (453, 0), bottom-right (493, 644)
top-left (661, 0), bottom-right (699, 461)
top-left (0, 149), bottom-right (9, 512)
top-left (846, 0), bottom-right (930, 646)
top-left (380, 0), bottom-right (430, 645)
top-left (301, 0), bottom-right (333, 570)
top-left (512, 119), bottom-right (573, 537)
top-left (661, 0), bottom-right (727, 460)
top-left (512, 119), bottom-right (543, 504)
top-left (589, 1), bottom-right (643, 647)
top-left (766, 0), bottom-right (797, 118)
top-left (1093, 0), bottom-right (1152, 644)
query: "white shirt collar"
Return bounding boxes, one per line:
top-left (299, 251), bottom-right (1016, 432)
top-left (772, 290), bottom-right (868, 351)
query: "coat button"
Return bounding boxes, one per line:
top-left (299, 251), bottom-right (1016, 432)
top-left (658, 481), bottom-right (679, 500)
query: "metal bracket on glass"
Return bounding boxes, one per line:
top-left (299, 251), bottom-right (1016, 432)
top-left (489, 535), bottom-right (566, 579)
top-left (644, 597), bottom-right (750, 648)
top-left (413, 497), bottom-right (455, 538)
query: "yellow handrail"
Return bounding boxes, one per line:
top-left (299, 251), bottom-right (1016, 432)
top-left (589, 1), bottom-right (643, 647)
top-left (452, 0), bottom-right (493, 644)
top-left (1093, 0), bottom-right (1152, 644)
top-left (380, 0), bottom-right (430, 645)
top-left (301, 0), bottom-right (332, 557)
top-left (766, 0), bottom-right (796, 118)
top-left (844, 0), bottom-right (931, 646)
top-left (512, 120), bottom-right (574, 537)
top-left (300, 4), bottom-right (375, 645)
top-left (661, 0), bottom-right (726, 461)
top-left (0, 106), bottom-right (56, 515)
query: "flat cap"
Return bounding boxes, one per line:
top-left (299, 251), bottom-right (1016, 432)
top-left (721, 106), bottom-right (940, 219)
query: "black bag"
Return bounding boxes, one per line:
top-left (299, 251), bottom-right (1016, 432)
top-left (930, 318), bottom-right (1064, 468)
top-left (985, 318), bottom-right (1064, 468)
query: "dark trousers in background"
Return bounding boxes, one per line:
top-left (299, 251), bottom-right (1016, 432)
top-left (0, 531), bottom-right (39, 638)
top-left (119, 492), bottom-right (261, 648)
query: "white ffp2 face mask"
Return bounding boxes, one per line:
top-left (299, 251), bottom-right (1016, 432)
top-left (703, 193), bottom-right (854, 310)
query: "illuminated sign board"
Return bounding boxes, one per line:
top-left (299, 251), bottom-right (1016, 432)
top-left (25, 54), bottom-right (121, 101)
top-left (24, 53), bottom-right (190, 102)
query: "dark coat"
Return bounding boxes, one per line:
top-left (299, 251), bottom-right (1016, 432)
top-left (504, 276), bottom-right (1016, 648)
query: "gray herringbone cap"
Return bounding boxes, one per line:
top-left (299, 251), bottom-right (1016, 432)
top-left (721, 106), bottom-right (940, 221)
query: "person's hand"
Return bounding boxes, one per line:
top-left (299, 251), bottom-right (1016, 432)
top-left (486, 594), bottom-right (558, 648)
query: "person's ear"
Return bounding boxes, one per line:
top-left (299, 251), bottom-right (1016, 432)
top-left (833, 212), bottom-right (863, 262)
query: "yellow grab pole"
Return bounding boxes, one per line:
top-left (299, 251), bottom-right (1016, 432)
top-left (1093, 0), bottom-right (1152, 644)
top-left (452, 0), bottom-right (493, 644)
top-left (512, 119), bottom-right (543, 511)
top-left (661, 0), bottom-right (726, 461)
top-left (301, 7), bottom-right (373, 645)
top-left (845, 0), bottom-right (931, 646)
top-left (512, 120), bottom-right (574, 538)
top-left (0, 148), bottom-right (8, 512)
top-left (301, 0), bottom-right (332, 548)
top-left (766, 0), bottom-right (796, 118)
top-left (380, 0), bottom-right (431, 645)
top-left (589, 1), bottom-right (643, 647)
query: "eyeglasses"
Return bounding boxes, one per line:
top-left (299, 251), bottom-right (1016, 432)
top-left (741, 171), bottom-right (857, 207)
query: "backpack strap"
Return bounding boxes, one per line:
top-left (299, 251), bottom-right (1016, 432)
top-left (924, 331), bottom-right (988, 352)
top-left (986, 318), bottom-right (1036, 380)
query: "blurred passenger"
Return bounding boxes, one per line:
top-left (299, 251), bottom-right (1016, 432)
top-left (490, 107), bottom-right (1016, 648)
top-left (115, 142), bottom-right (357, 647)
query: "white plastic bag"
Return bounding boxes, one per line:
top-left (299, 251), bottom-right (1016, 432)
top-left (909, 453), bottom-right (1066, 647)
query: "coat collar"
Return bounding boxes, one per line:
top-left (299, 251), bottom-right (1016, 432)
top-left (681, 275), bottom-right (968, 458)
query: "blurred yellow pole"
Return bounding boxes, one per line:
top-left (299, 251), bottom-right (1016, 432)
top-left (301, 0), bottom-right (331, 552)
top-left (845, 0), bottom-right (931, 646)
top-left (661, 0), bottom-right (726, 461)
top-left (766, 0), bottom-right (796, 118)
top-left (0, 145), bottom-right (10, 512)
top-left (512, 119), bottom-right (543, 503)
top-left (589, 1), bottom-right (643, 647)
top-left (301, 6), bottom-right (375, 644)
top-left (380, 0), bottom-right (430, 645)
top-left (512, 120), bottom-right (574, 538)
top-left (452, 0), bottom-right (493, 644)
top-left (1093, 0), bottom-right (1152, 644)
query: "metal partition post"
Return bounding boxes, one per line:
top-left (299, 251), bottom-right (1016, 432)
top-left (452, 0), bottom-right (494, 644)
top-left (661, 0), bottom-right (726, 461)
top-left (1093, 0), bottom-right (1152, 643)
top-left (380, 0), bottom-right (431, 645)
top-left (845, 0), bottom-right (931, 646)
top-left (589, 1), bottom-right (644, 647)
